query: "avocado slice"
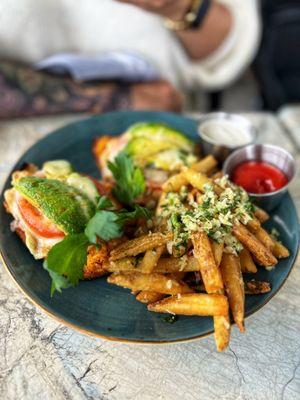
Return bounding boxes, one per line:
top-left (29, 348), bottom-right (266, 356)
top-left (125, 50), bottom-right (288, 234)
top-left (14, 177), bottom-right (95, 234)
top-left (125, 123), bottom-right (195, 169)
top-left (125, 137), bottom-right (177, 163)
top-left (127, 122), bottom-right (194, 151)
top-left (42, 160), bottom-right (98, 204)
top-left (66, 173), bottom-right (98, 205)
top-left (148, 149), bottom-right (197, 171)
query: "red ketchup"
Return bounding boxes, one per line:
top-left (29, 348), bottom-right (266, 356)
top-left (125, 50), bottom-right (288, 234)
top-left (232, 161), bottom-right (288, 194)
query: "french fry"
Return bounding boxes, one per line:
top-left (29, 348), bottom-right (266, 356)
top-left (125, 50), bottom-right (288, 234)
top-left (205, 241), bottom-right (231, 351)
top-left (182, 168), bottom-right (212, 192)
top-left (254, 207), bottom-right (269, 223)
top-left (244, 280), bottom-right (271, 295)
top-left (109, 232), bottom-right (172, 261)
top-left (191, 155), bottom-right (218, 174)
top-left (139, 245), bottom-right (165, 273)
top-left (248, 225), bottom-right (275, 250)
top-left (163, 156), bottom-right (217, 192)
top-left (211, 240), bottom-right (224, 268)
top-left (148, 293), bottom-right (229, 317)
top-left (240, 248), bottom-right (257, 273)
top-left (214, 315), bottom-right (231, 352)
top-left (272, 240), bottom-right (290, 259)
top-left (220, 254), bottom-right (245, 332)
top-left (136, 291), bottom-right (165, 304)
top-left (249, 224), bottom-right (289, 258)
top-left (247, 217), bottom-right (261, 232)
top-left (232, 224), bottom-right (277, 267)
top-left (193, 233), bottom-right (230, 351)
top-left (155, 256), bottom-right (199, 273)
top-left (192, 232), bottom-right (224, 293)
top-left (104, 257), bottom-right (137, 272)
top-left (107, 272), bottom-right (193, 295)
top-left (205, 244), bottom-right (232, 351)
top-left (105, 256), bottom-right (199, 273)
top-left (162, 172), bottom-right (188, 192)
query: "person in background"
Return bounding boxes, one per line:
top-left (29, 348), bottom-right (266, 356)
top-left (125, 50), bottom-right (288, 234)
top-left (0, 0), bottom-right (260, 119)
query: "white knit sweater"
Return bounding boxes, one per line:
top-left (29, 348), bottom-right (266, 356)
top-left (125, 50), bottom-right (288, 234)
top-left (0, 0), bottom-right (260, 90)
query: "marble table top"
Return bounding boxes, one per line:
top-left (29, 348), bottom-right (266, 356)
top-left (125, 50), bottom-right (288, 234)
top-left (0, 111), bottom-right (299, 400)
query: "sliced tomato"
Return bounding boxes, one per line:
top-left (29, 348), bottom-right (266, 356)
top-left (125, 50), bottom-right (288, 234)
top-left (17, 196), bottom-right (65, 239)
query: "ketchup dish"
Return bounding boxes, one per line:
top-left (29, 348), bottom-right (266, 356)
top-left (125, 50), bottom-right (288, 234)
top-left (223, 144), bottom-right (295, 211)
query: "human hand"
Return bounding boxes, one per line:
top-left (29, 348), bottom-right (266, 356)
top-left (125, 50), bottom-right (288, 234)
top-left (70, 80), bottom-right (182, 113)
top-left (117, 0), bottom-right (191, 20)
top-left (131, 80), bottom-right (183, 112)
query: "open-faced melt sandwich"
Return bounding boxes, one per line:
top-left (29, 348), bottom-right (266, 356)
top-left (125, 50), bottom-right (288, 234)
top-left (4, 161), bottom-right (109, 279)
top-left (93, 122), bottom-right (198, 186)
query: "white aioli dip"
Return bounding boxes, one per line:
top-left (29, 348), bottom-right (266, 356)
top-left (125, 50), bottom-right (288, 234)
top-left (200, 119), bottom-right (253, 146)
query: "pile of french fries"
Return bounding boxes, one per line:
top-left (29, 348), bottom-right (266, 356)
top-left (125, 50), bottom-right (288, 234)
top-left (104, 155), bottom-right (290, 351)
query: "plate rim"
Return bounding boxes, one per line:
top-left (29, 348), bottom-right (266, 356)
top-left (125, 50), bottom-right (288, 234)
top-left (1, 111), bottom-right (299, 344)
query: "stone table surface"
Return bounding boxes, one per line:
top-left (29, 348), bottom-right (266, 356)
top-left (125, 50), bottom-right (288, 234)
top-left (0, 111), bottom-right (299, 400)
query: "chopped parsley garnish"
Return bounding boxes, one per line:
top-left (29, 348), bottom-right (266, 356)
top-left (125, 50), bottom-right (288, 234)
top-left (160, 177), bottom-right (254, 255)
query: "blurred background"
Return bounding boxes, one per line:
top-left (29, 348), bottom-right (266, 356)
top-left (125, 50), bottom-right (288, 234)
top-left (0, 0), bottom-right (299, 119)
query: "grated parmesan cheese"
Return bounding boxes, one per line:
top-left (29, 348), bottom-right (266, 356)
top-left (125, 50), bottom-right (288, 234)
top-left (160, 176), bottom-right (254, 255)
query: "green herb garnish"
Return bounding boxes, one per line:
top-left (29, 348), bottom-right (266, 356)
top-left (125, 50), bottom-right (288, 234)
top-left (44, 233), bottom-right (90, 295)
top-left (43, 262), bottom-right (72, 296)
top-left (85, 204), bottom-right (150, 244)
top-left (108, 152), bottom-right (146, 206)
top-left (84, 211), bottom-right (123, 243)
top-left (44, 195), bottom-right (150, 296)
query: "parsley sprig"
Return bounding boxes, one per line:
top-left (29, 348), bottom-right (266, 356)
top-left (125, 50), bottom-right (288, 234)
top-left (84, 199), bottom-right (149, 244)
top-left (108, 152), bottom-right (146, 206)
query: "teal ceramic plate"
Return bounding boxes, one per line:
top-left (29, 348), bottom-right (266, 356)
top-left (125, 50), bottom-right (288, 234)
top-left (0, 111), bottom-right (299, 343)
